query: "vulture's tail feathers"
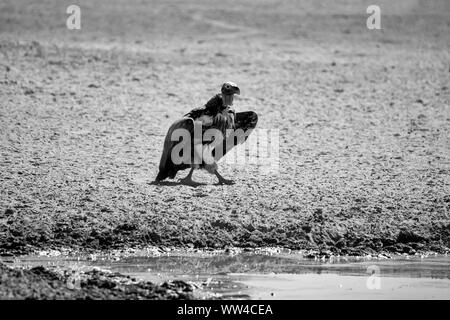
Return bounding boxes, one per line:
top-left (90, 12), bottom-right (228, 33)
top-left (155, 118), bottom-right (194, 182)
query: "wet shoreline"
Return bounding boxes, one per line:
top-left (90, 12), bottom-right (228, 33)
top-left (2, 248), bottom-right (449, 299)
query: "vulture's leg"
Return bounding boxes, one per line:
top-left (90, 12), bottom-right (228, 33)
top-left (179, 139), bottom-right (204, 185)
top-left (179, 167), bottom-right (197, 185)
top-left (214, 170), bottom-right (235, 185)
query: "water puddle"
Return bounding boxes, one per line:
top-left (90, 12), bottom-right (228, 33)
top-left (2, 252), bottom-right (449, 299)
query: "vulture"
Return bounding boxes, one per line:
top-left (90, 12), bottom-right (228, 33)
top-left (155, 82), bottom-right (258, 185)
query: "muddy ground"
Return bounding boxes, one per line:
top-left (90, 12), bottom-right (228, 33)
top-left (0, 261), bottom-right (193, 299)
top-left (0, 0), bottom-right (449, 262)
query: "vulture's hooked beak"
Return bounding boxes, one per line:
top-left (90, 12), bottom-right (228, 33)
top-left (233, 86), bottom-right (240, 95)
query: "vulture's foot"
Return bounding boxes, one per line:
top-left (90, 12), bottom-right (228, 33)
top-left (217, 178), bottom-right (235, 185)
top-left (214, 170), bottom-right (235, 185)
top-left (179, 168), bottom-right (200, 186)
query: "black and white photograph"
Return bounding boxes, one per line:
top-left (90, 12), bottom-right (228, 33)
top-left (0, 0), bottom-right (449, 308)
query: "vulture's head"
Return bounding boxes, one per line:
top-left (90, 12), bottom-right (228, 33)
top-left (221, 82), bottom-right (240, 96)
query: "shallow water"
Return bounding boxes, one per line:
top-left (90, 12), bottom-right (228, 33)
top-left (3, 252), bottom-right (450, 299)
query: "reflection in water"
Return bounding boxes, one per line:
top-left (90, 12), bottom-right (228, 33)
top-left (3, 253), bottom-right (450, 299)
top-left (5, 254), bottom-right (450, 279)
top-left (101, 254), bottom-right (450, 280)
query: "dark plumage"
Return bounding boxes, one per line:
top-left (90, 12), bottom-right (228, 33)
top-left (185, 94), bottom-right (233, 137)
top-left (155, 83), bottom-right (257, 184)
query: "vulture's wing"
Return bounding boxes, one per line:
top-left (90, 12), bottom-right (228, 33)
top-left (212, 111), bottom-right (258, 162)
